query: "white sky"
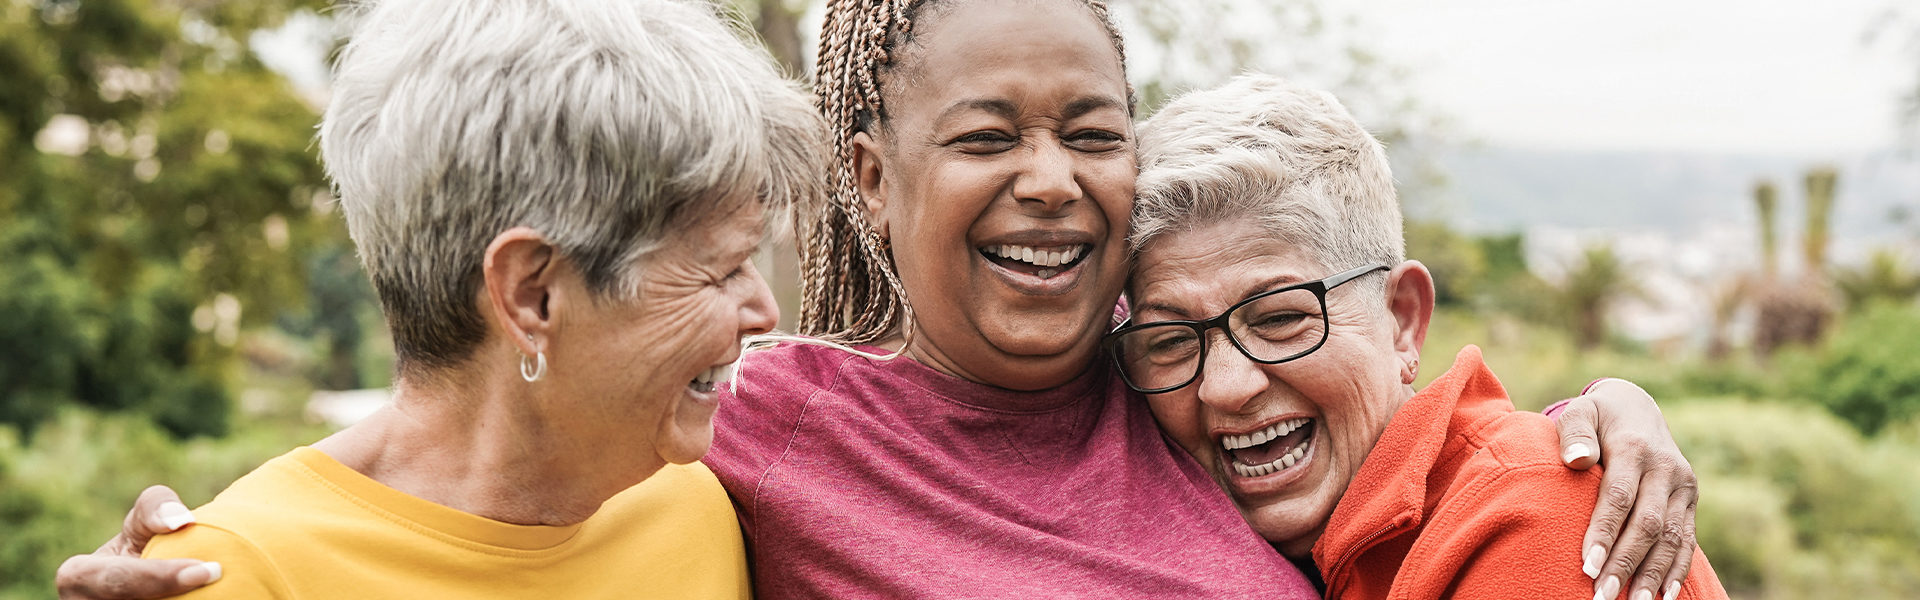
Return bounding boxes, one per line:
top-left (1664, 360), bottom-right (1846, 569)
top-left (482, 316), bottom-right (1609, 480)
top-left (1346, 0), bottom-right (1914, 157)
top-left (253, 1), bottom-right (1916, 159)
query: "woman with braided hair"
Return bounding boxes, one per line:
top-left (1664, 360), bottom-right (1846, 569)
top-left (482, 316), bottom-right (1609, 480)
top-left (707, 0), bottom-right (1705, 597)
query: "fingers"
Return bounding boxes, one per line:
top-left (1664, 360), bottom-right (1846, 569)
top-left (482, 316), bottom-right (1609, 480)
top-left (1645, 485), bottom-right (1698, 600)
top-left (56, 555), bottom-right (221, 600)
top-left (1581, 441), bottom-right (1646, 583)
top-left (1555, 395), bottom-right (1602, 470)
top-left (1592, 468), bottom-right (1667, 600)
top-left (119, 486), bottom-right (193, 555)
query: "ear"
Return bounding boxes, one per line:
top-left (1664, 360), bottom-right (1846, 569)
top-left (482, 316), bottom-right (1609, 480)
top-left (1385, 260), bottom-right (1435, 385)
top-left (850, 130), bottom-right (891, 240)
top-left (481, 227), bottom-right (558, 356)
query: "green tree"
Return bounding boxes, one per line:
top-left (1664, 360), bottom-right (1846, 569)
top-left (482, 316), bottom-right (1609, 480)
top-left (0, 0), bottom-right (331, 437)
top-left (1556, 245), bottom-right (1644, 350)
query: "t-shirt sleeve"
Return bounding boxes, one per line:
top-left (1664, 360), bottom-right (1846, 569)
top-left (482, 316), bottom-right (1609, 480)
top-left (1417, 464), bottom-right (1599, 600)
top-left (141, 524), bottom-right (293, 599)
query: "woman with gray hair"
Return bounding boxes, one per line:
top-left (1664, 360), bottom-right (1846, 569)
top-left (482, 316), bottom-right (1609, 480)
top-left (65, 0), bottom-right (821, 597)
top-left (1112, 74), bottom-right (1726, 600)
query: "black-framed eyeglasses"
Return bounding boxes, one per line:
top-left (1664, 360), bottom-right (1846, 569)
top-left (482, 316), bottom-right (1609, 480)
top-left (1104, 264), bottom-right (1389, 394)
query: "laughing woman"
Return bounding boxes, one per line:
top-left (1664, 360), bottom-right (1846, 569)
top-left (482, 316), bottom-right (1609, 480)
top-left (1115, 74), bottom-right (1726, 600)
top-left (60, 0), bottom-right (819, 597)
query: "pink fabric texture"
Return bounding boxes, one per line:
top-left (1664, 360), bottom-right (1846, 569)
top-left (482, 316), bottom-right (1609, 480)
top-left (703, 342), bottom-right (1317, 599)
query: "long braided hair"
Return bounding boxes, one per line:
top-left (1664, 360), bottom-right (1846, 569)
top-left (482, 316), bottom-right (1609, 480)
top-left (798, 0), bottom-right (1132, 344)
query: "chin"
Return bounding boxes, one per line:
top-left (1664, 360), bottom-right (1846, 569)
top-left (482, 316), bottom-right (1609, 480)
top-left (1248, 502), bottom-right (1331, 558)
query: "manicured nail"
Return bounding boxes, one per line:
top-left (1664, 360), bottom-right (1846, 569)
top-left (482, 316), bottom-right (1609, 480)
top-left (177, 561), bottom-right (221, 586)
top-left (1582, 545), bottom-right (1605, 578)
top-left (157, 501), bottom-right (196, 531)
top-left (1663, 581), bottom-right (1680, 600)
top-left (1563, 442), bottom-right (1592, 465)
top-left (1633, 588), bottom-right (1653, 600)
top-left (1601, 575), bottom-right (1621, 600)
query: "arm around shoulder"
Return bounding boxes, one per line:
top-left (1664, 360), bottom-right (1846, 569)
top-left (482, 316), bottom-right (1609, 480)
top-left (141, 524), bottom-right (292, 599)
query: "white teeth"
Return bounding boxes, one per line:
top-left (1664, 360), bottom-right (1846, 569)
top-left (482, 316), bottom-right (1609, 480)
top-left (985, 244), bottom-right (1087, 268)
top-left (1228, 437), bottom-right (1312, 478)
top-left (1220, 417), bottom-right (1309, 451)
top-left (692, 362), bottom-right (736, 387)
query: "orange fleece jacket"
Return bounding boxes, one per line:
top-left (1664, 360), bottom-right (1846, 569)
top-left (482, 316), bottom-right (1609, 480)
top-left (1312, 345), bottom-right (1728, 600)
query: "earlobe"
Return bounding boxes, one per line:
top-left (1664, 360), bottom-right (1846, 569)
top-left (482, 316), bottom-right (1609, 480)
top-left (1386, 260), bottom-right (1436, 384)
top-left (850, 131), bottom-right (890, 239)
top-left (481, 227), bottom-right (558, 356)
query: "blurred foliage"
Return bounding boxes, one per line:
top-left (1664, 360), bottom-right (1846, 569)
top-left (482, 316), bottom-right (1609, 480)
top-left (1833, 249), bottom-right (1920, 311)
top-left (0, 0), bottom-right (336, 437)
top-left (1671, 401), bottom-right (1920, 599)
top-left (1788, 302), bottom-right (1920, 436)
top-left (0, 406), bottom-right (333, 599)
top-left (1556, 245), bottom-right (1645, 350)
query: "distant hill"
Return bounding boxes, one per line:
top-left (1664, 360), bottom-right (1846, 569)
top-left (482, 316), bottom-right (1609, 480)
top-left (1397, 146), bottom-right (1920, 246)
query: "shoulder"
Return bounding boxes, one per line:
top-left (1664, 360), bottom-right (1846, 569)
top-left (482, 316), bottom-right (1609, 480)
top-left (144, 523), bottom-right (293, 599)
top-left (1400, 413), bottom-right (1600, 598)
top-left (141, 456), bottom-right (313, 599)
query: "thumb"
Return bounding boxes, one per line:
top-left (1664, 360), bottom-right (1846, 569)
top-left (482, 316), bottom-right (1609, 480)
top-left (1554, 395), bottom-right (1601, 470)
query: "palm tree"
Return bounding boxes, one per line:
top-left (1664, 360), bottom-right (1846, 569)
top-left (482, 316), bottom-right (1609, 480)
top-left (1834, 249), bottom-right (1920, 311)
top-left (1558, 245), bottom-right (1647, 350)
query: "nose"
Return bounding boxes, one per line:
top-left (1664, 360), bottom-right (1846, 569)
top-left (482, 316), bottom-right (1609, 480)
top-left (1194, 331), bottom-right (1268, 414)
top-left (737, 261), bottom-right (779, 338)
top-left (1012, 134), bottom-right (1081, 212)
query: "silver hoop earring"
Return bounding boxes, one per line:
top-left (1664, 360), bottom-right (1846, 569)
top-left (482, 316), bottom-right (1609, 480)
top-left (520, 351), bottom-right (547, 382)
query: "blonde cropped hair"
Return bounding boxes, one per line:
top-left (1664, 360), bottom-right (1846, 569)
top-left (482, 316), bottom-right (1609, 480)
top-left (1132, 74), bottom-right (1403, 296)
top-left (320, 0), bottom-right (824, 373)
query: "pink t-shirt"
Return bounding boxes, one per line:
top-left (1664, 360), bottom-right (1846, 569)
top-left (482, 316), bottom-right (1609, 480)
top-left (704, 342), bottom-right (1317, 599)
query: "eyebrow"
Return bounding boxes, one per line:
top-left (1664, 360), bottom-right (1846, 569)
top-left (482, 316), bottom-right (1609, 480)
top-left (1133, 274), bottom-right (1306, 322)
top-left (934, 95), bottom-right (1127, 125)
top-left (936, 98), bottom-right (1019, 124)
top-left (1062, 95), bottom-right (1127, 120)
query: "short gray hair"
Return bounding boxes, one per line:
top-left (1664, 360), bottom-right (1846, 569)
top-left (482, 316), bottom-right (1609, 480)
top-left (1131, 74), bottom-right (1402, 297)
top-left (320, 0), bottom-right (825, 372)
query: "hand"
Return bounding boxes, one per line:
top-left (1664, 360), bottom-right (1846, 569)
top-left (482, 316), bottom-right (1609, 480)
top-left (56, 486), bottom-right (221, 599)
top-left (1554, 379), bottom-right (1698, 600)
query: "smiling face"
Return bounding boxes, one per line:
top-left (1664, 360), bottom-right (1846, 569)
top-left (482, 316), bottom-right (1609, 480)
top-left (854, 0), bottom-right (1135, 391)
top-left (1129, 220), bottom-right (1419, 558)
top-left (551, 203), bottom-right (778, 467)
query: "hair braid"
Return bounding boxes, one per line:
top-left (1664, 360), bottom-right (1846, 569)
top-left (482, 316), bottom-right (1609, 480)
top-left (797, 0), bottom-right (1131, 344)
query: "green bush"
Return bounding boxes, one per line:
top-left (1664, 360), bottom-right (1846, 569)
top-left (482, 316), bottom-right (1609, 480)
top-left (0, 409), bottom-right (329, 599)
top-left (1790, 302), bottom-right (1920, 435)
top-left (1668, 400), bottom-right (1920, 600)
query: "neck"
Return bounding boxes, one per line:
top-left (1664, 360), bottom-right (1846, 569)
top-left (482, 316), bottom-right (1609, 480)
top-left (313, 362), bottom-right (665, 527)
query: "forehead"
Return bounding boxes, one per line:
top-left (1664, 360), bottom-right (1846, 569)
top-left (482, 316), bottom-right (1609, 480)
top-left (884, 0), bottom-right (1127, 117)
top-left (1131, 221), bottom-right (1321, 319)
top-left (669, 201), bottom-right (766, 256)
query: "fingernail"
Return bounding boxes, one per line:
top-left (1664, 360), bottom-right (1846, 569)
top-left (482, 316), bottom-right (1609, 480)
top-left (1633, 589), bottom-right (1653, 600)
top-left (1563, 442), bottom-right (1592, 465)
top-left (177, 561), bottom-right (221, 586)
top-left (1663, 581), bottom-right (1680, 600)
top-left (1602, 575), bottom-right (1621, 600)
top-left (157, 501), bottom-right (196, 531)
top-left (1582, 545), bottom-right (1605, 578)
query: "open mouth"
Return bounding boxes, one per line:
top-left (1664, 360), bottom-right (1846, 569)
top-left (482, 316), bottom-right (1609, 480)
top-left (688, 362), bottom-right (736, 394)
top-left (1222, 417), bottom-right (1314, 478)
top-left (980, 243), bottom-right (1092, 279)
